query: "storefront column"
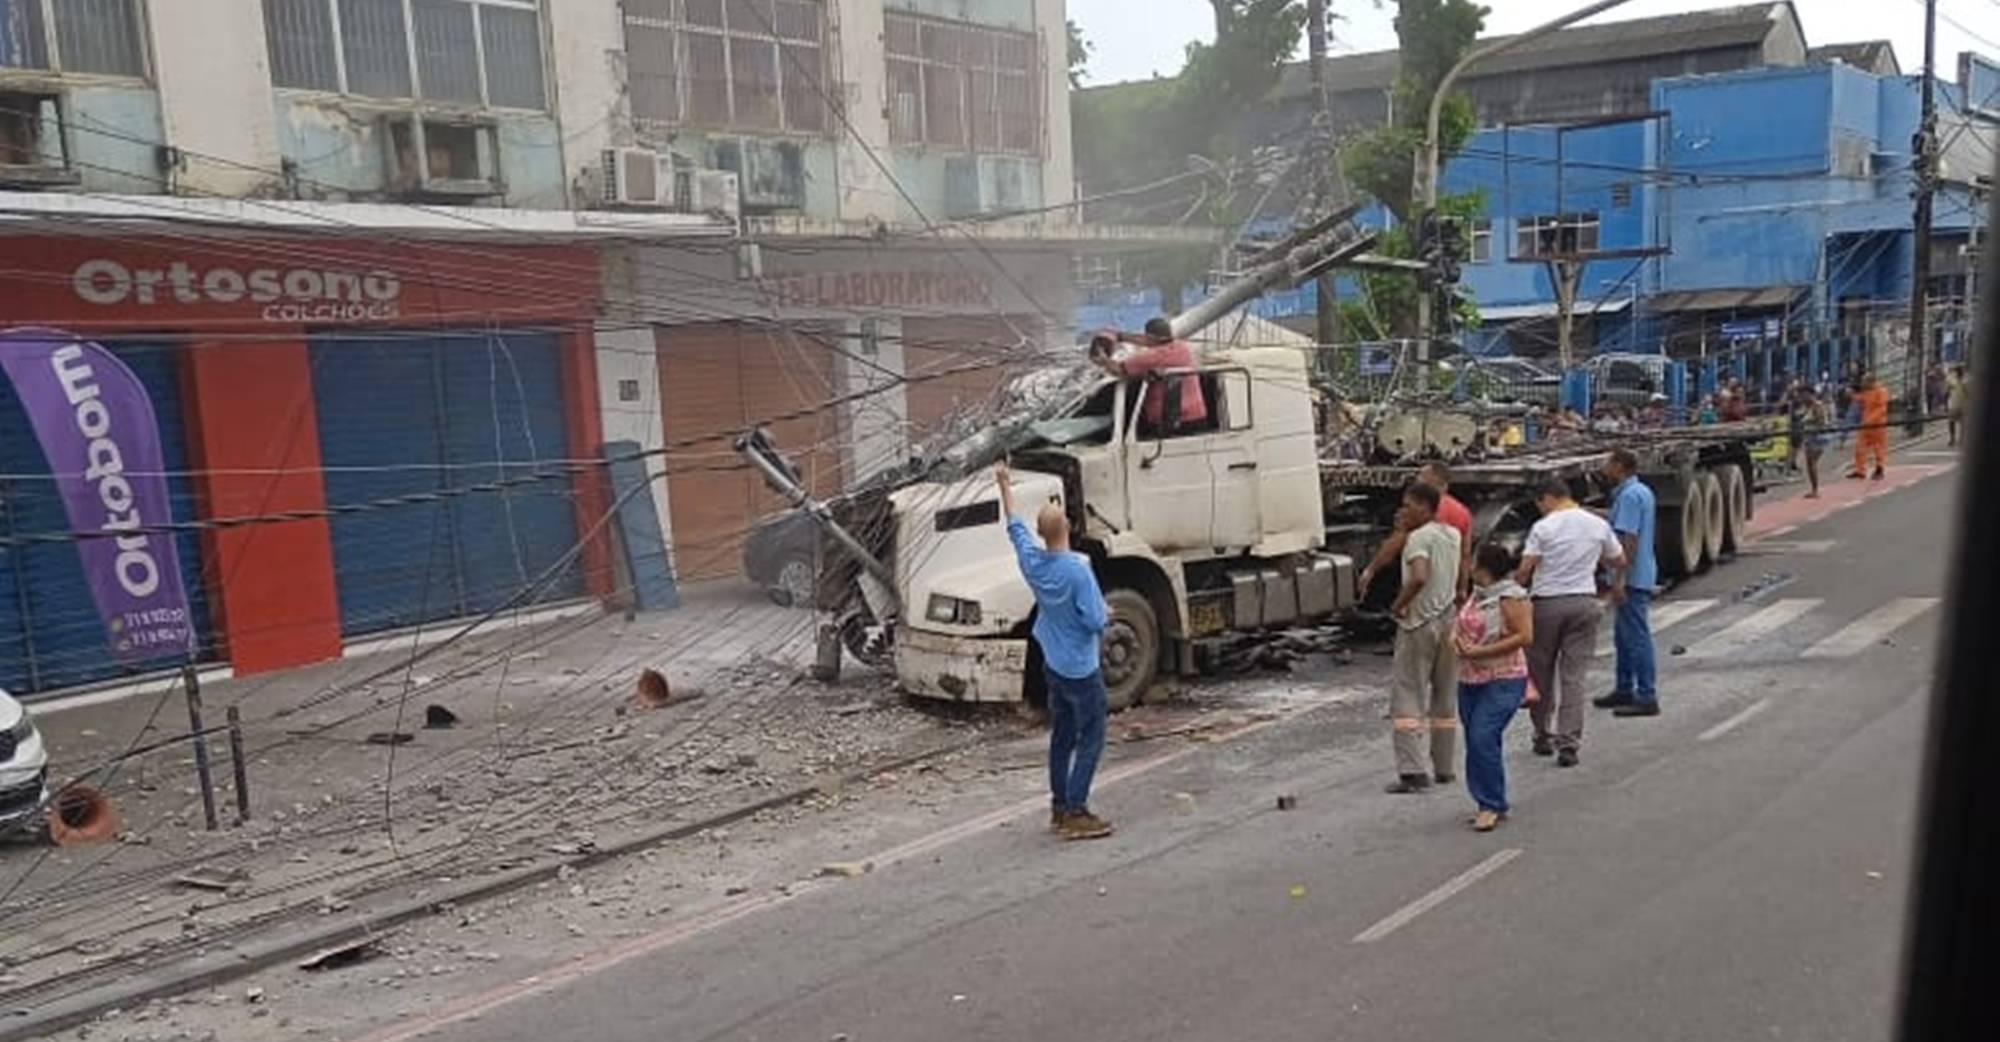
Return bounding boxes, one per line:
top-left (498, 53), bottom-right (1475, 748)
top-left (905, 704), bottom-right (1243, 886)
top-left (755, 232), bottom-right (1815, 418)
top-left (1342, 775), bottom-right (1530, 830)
top-left (560, 324), bottom-right (616, 599)
top-left (183, 337), bottom-right (343, 674)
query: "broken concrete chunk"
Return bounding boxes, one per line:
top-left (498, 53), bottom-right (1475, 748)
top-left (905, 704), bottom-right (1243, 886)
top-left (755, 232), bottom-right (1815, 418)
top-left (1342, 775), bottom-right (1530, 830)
top-left (818, 861), bottom-right (873, 879)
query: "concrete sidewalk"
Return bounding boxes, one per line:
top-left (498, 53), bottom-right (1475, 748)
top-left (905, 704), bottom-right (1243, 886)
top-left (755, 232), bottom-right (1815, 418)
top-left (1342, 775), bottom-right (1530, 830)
top-left (0, 583), bottom-right (932, 1009)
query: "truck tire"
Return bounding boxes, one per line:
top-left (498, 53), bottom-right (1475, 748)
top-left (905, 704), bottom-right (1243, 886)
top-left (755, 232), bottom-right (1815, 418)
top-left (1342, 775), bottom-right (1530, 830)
top-left (1658, 487), bottom-right (1707, 578)
top-left (1100, 588), bottom-right (1160, 712)
top-left (1718, 464), bottom-right (1750, 554)
top-left (1697, 470), bottom-right (1726, 567)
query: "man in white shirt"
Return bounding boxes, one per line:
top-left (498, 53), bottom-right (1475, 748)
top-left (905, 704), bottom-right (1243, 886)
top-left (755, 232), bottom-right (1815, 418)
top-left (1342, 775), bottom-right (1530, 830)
top-left (1516, 477), bottom-right (1626, 767)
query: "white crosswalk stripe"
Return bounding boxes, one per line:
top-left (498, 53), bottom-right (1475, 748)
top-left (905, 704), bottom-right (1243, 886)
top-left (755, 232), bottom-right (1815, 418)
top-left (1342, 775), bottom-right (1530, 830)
top-left (1595, 598), bottom-right (1717, 657)
top-left (1742, 539), bottom-right (1837, 555)
top-left (1682, 598), bottom-right (1822, 660)
top-left (1800, 598), bottom-right (1940, 658)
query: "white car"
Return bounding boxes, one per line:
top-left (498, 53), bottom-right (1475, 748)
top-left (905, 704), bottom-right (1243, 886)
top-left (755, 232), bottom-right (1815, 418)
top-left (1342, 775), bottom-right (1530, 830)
top-left (0, 689), bottom-right (48, 834)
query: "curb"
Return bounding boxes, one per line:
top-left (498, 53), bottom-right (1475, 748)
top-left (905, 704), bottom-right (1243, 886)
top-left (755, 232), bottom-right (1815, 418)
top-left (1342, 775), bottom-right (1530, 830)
top-left (0, 734), bottom-right (988, 1041)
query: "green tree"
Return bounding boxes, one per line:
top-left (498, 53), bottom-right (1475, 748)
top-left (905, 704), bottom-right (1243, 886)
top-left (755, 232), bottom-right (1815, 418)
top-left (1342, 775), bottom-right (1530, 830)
top-left (1066, 18), bottom-right (1091, 88)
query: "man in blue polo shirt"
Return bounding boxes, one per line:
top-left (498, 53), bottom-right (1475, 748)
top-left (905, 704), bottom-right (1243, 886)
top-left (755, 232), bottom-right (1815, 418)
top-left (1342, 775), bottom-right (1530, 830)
top-left (997, 461), bottom-right (1114, 840)
top-left (1595, 448), bottom-right (1662, 717)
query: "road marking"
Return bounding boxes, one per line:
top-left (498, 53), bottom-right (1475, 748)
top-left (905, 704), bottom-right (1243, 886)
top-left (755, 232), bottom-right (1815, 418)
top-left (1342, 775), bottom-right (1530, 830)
top-left (1596, 598), bottom-right (1717, 657)
top-left (1682, 598), bottom-right (1822, 660)
top-left (1910, 450), bottom-right (1960, 458)
top-left (1697, 698), bottom-right (1770, 741)
top-left (1800, 597), bottom-right (1940, 659)
top-left (1354, 848), bottom-right (1522, 944)
top-left (348, 693), bottom-right (1354, 1042)
top-left (1744, 539), bottom-right (1837, 555)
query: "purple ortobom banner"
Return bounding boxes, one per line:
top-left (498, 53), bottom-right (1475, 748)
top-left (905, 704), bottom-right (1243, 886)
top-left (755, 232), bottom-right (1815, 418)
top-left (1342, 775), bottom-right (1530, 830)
top-left (0, 327), bottom-right (193, 662)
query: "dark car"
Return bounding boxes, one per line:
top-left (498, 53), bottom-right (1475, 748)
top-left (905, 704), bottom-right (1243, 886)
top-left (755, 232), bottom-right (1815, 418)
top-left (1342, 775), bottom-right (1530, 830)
top-left (742, 509), bottom-right (819, 607)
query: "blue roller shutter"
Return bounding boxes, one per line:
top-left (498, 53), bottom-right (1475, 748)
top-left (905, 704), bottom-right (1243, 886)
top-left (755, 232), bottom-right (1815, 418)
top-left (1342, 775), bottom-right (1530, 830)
top-left (0, 342), bottom-right (212, 697)
top-left (311, 331), bottom-right (582, 637)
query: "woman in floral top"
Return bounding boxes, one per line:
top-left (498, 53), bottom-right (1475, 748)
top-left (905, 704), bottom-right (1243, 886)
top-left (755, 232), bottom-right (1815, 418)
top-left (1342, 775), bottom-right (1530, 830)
top-left (1453, 543), bottom-right (1536, 831)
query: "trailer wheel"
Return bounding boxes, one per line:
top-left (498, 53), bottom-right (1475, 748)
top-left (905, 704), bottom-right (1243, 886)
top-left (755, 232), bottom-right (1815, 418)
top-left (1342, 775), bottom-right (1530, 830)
top-left (1658, 485), bottom-right (1708, 578)
top-left (1100, 588), bottom-right (1160, 712)
top-left (1718, 465), bottom-right (1750, 554)
top-left (1697, 470), bottom-right (1726, 567)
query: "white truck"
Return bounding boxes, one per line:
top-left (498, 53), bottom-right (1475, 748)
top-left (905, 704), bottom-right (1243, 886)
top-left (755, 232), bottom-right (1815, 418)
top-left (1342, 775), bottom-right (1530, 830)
top-left (737, 225), bottom-right (1762, 711)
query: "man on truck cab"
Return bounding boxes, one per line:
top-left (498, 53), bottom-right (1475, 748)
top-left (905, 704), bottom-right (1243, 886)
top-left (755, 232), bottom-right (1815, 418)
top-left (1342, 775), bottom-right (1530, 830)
top-left (996, 461), bottom-right (1115, 841)
top-left (1096, 317), bottom-right (1208, 433)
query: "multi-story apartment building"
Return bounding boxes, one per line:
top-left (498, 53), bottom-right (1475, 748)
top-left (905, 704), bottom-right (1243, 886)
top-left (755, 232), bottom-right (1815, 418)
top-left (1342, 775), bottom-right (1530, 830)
top-left (0, 0), bottom-right (1132, 696)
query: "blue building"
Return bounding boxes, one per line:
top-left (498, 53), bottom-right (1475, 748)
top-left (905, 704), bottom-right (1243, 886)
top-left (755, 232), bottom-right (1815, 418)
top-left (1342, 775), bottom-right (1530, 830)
top-left (1076, 4), bottom-right (1994, 382)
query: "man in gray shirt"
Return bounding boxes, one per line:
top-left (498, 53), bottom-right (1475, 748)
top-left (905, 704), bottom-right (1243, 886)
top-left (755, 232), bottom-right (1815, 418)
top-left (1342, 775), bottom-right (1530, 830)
top-left (1386, 482), bottom-right (1462, 793)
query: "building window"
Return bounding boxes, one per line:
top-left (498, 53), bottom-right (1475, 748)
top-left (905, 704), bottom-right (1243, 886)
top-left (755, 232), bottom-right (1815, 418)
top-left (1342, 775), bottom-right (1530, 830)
top-left (0, 0), bottom-right (148, 78)
top-left (261, 0), bottom-right (547, 110)
top-left (1467, 217), bottom-right (1492, 263)
top-left (624, 0), bottom-right (828, 135)
top-left (885, 12), bottom-right (1039, 155)
top-left (1514, 212), bottom-right (1600, 258)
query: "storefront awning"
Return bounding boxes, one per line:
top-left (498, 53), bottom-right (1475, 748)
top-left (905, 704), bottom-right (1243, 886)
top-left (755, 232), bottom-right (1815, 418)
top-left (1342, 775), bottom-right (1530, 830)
top-left (1647, 286), bottom-right (1802, 312)
top-left (1477, 298), bottom-right (1633, 321)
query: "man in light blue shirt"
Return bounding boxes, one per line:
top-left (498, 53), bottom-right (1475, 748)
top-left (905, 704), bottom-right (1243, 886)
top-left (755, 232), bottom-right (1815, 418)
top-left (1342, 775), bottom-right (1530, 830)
top-left (1596, 449), bottom-right (1662, 717)
top-left (997, 462), bottom-right (1114, 840)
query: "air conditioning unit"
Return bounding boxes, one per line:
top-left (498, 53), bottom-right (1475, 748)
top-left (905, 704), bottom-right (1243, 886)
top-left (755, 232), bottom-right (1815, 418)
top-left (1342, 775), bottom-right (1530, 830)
top-left (600, 146), bottom-right (671, 208)
top-left (674, 168), bottom-right (741, 222)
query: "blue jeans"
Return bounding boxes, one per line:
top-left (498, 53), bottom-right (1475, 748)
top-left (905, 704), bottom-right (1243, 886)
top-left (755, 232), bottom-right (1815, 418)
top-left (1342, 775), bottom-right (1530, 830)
top-left (1046, 668), bottom-right (1108, 813)
top-left (1613, 589), bottom-right (1657, 706)
top-left (1458, 677), bottom-right (1528, 813)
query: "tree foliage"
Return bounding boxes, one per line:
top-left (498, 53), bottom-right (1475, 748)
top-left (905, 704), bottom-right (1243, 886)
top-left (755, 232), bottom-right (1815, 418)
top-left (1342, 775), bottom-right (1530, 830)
top-left (1066, 19), bottom-right (1091, 88)
top-left (1343, 0), bottom-right (1487, 224)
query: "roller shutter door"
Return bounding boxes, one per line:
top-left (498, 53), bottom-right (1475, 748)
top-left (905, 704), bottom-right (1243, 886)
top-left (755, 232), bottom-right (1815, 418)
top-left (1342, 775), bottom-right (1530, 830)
top-left (0, 343), bottom-right (212, 696)
top-left (902, 317), bottom-right (1037, 441)
top-left (656, 323), bottom-right (841, 581)
top-left (311, 331), bottom-right (582, 637)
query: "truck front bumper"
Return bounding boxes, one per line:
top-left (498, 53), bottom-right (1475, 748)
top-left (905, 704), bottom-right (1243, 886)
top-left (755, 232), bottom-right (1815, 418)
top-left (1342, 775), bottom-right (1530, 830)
top-left (896, 628), bottom-right (1030, 703)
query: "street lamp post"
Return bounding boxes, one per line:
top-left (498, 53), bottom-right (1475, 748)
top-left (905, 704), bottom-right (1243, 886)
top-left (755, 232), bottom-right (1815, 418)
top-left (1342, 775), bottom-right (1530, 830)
top-left (1413, 0), bottom-right (1638, 343)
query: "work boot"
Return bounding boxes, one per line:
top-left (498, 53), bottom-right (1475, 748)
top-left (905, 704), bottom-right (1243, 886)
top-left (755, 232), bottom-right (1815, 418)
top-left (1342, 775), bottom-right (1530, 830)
top-left (1532, 735), bottom-right (1555, 757)
top-left (1557, 748), bottom-right (1580, 768)
top-left (1059, 810), bottom-right (1114, 840)
top-left (1050, 807), bottom-right (1066, 834)
top-left (1871, 467), bottom-right (1885, 480)
top-left (1434, 771), bottom-right (1457, 785)
top-left (1614, 702), bottom-right (1661, 718)
top-left (1593, 691), bottom-right (1636, 709)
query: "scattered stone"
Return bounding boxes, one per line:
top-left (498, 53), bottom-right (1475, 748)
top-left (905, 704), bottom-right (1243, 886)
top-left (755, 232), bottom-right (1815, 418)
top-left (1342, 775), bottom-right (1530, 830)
top-left (297, 934), bottom-right (384, 972)
top-left (244, 987), bottom-right (264, 1005)
top-left (424, 705), bottom-right (460, 730)
top-left (818, 861), bottom-right (873, 879)
top-left (723, 884), bottom-right (750, 896)
top-left (1169, 792), bottom-right (1197, 815)
top-left (1275, 794), bottom-right (1298, 811)
top-left (734, 752), bottom-right (759, 768)
top-left (174, 866), bottom-right (249, 892)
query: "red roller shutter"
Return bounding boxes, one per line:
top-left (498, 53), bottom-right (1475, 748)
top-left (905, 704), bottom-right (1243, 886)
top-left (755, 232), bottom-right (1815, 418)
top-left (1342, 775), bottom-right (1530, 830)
top-left (902, 316), bottom-right (1039, 440)
top-left (657, 323), bottom-right (842, 581)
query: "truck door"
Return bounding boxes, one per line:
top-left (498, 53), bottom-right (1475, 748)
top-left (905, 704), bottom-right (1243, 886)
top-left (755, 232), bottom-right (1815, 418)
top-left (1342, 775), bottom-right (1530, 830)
top-left (1205, 368), bottom-right (1262, 551)
top-left (1123, 370), bottom-right (1220, 554)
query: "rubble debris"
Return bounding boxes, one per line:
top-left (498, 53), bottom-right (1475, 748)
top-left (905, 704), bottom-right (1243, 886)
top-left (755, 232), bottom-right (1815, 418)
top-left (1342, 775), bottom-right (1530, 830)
top-left (818, 861), bottom-right (873, 878)
top-left (364, 732), bottom-right (414, 746)
top-left (244, 987), bottom-right (265, 1004)
top-left (1170, 792), bottom-right (1197, 815)
top-left (424, 705), bottom-right (460, 730)
top-left (1275, 794), bottom-right (1298, 811)
top-left (174, 866), bottom-right (250, 892)
top-left (296, 934), bottom-right (386, 972)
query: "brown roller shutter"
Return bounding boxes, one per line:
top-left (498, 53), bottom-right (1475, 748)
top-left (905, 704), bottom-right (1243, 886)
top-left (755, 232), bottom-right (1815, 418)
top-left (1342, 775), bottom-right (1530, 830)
top-left (657, 323), bottom-right (842, 581)
top-left (902, 316), bottom-right (1039, 441)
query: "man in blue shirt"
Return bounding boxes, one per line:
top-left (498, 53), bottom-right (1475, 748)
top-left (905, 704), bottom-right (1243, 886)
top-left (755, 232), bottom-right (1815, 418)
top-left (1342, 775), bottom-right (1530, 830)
top-left (1595, 449), bottom-right (1662, 717)
top-left (997, 462), bottom-right (1114, 840)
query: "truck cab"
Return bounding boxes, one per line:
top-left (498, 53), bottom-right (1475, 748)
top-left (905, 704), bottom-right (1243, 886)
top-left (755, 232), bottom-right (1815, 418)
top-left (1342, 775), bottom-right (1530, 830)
top-left (891, 347), bottom-right (1354, 710)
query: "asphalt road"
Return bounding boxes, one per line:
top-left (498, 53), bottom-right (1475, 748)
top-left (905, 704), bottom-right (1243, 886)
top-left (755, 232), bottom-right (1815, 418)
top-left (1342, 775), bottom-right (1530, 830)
top-left (394, 452), bottom-right (1958, 1042)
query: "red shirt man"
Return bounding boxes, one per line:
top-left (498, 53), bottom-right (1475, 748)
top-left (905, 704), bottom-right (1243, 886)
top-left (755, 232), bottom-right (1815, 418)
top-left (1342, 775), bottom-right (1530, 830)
top-left (1103, 319), bottom-right (1208, 429)
top-left (1436, 491), bottom-right (1474, 543)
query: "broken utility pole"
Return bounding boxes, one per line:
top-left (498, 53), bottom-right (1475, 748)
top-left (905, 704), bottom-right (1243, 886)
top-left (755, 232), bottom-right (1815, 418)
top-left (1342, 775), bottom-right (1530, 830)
top-left (1906, 0), bottom-right (1938, 427)
top-left (1307, 0), bottom-right (1339, 356)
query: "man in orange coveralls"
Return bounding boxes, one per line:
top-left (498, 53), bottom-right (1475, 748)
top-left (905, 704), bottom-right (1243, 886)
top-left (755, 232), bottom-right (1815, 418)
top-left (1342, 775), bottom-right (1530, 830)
top-left (1849, 372), bottom-right (1890, 481)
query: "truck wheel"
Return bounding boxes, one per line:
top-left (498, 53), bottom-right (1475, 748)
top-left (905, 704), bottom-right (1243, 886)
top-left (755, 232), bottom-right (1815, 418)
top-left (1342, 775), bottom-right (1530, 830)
top-left (1658, 488), bottom-right (1707, 578)
top-left (1718, 465), bottom-right (1750, 554)
top-left (1697, 471), bottom-right (1726, 567)
top-left (1100, 589), bottom-right (1160, 712)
